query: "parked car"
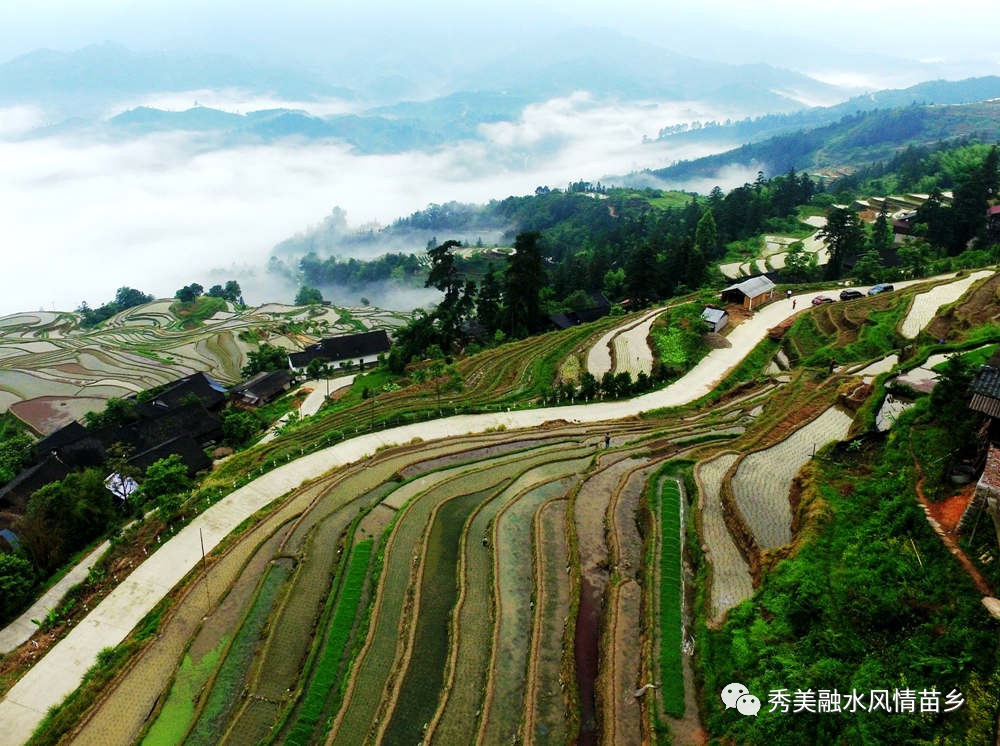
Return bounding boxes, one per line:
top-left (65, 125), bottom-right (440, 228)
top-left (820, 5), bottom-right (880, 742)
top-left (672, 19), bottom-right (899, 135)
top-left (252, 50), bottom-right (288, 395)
top-left (839, 289), bottom-right (864, 301)
top-left (811, 295), bottom-right (835, 305)
top-left (867, 283), bottom-right (895, 296)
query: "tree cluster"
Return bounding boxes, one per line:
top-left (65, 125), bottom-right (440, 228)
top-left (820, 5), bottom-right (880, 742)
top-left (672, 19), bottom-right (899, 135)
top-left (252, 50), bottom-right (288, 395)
top-left (77, 286), bottom-right (154, 327)
top-left (389, 233), bottom-right (546, 370)
top-left (175, 280), bottom-right (243, 305)
top-left (241, 342), bottom-right (289, 378)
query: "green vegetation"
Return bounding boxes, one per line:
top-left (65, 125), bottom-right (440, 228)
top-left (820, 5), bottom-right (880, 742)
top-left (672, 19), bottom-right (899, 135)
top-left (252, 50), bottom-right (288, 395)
top-left (294, 285), bottom-right (324, 305)
top-left (16, 468), bottom-right (120, 575)
top-left (141, 638), bottom-right (230, 746)
top-left (652, 476), bottom-right (685, 718)
top-left (702, 401), bottom-right (999, 745)
top-left (241, 341), bottom-right (288, 377)
top-left (0, 412), bottom-right (34, 487)
top-left (650, 303), bottom-right (710, 378)
top-left (170, 295), bottom-right (228, 328)
top-left (185, 560), bottom-right (293, 745)
top-left (0, 553), bottom-right (35, 622)
top-left (77, 286), bottom-right (153, 327)
top-left (284, 538), bottom-right (374, 746)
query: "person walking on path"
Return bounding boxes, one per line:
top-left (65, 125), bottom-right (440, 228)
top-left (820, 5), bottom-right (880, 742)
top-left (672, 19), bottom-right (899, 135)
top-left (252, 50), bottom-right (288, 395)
top-left (604, 433), bottom-right (611, 449)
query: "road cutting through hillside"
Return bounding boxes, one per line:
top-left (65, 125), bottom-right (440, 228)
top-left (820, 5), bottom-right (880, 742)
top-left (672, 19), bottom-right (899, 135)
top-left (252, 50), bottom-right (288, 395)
top-left (0, 270), bottom-right (991, 745)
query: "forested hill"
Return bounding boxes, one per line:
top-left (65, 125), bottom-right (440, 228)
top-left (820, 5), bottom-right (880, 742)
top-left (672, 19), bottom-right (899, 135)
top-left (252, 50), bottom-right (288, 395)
top-left (647, 99), bottom-right (1000, 183)
top-left (652, 76), bottom-right (1000, 152)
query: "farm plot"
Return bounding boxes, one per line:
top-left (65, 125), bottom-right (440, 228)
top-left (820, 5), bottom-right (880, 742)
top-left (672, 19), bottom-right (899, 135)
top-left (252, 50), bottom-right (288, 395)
top-left (572, 453), bottom-right (651, 745)
top-left (281, 538), bottom-right (374, 746)
top-left (598, 460), bottom-right (660, 746)
top-left (611, 308), bottom-right (664, 378)
top-left (586, 306), bottom-right (664, 379)
top-left (378, 486), bottom-right (498, 745)
top-left (184, 559), bottom-right (294, 746)
top-left (524, 499), bottom-right (571, 746)
top-left (478, 468), bottom-right (587, 746)
top-left (730, 407), bottom-right (853, 549)
top-left (427, 452), bottom-right (594, 745)
top-left (650, 477), bottom-right (685, 721)
top-left (900, 270), bottom-right (992, 339)
top-left (207, 476), bottom-right (403, 744)
top-left (328, 456), bottom-right (541, 745)
top-left (696, 452), bottom-right (752, 623)
top-left (76, 443), bottom-right (465, 745)
top-left (604, 579), bottom-right (644, 746)
top-left (137, 528), bottom-right (291, 746)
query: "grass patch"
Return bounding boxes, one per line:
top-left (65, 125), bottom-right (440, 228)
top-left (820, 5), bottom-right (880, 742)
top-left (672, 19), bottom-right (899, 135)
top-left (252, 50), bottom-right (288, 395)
top-left (185, 560), bottom-right (292, 745)
top-left (142, 638), bottom-right (230, 746)
top-left (284, 538), bottom-right (374, 746)
top-left (654, 476), bottom-right (685, 718)
top-left (169, 296), bottom-right (228, 329)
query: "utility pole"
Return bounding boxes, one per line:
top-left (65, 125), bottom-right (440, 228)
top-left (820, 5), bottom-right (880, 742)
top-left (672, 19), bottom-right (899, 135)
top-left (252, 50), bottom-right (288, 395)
top-left (200, 528), bottom-right (211, 614)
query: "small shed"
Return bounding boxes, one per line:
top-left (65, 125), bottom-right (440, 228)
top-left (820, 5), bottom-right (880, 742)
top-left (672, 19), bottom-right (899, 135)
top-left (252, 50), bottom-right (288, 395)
top-left (720, 276), bottom-right (776, 310)
top-left (701, 307), bottom-right (729, 333)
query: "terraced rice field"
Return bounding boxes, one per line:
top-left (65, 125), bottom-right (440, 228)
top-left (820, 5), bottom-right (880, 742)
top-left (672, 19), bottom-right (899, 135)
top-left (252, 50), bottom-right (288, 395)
top-left (586, 306), bottom-right (665, 379)
top-left (48, 407), bottom-right (757, 746)
top-left (899, 270), bottom-right (993, 339)
top-left (696, 452), bottom-right (752, 623)
top-left (0, 300), bottom-right (405, 428)
top-left (729, 406), bottom-right (853, 549)
top-left (9, 299), bottom-right (850, 746)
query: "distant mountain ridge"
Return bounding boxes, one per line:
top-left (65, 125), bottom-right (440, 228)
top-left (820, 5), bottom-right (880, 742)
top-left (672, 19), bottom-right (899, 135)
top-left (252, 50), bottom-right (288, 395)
top-left (0, 42), bottom-right (354, 111)
top-left (0, 37), bottom-right (847, 125)
top-left (644, 97), bottom-right (1000, 184)
top-left (654, 76), bottom-right (1000, 150)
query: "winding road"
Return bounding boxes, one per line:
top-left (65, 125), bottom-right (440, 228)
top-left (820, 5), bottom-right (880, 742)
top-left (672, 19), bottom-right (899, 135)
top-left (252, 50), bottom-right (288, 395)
top-left (0, 271), bottom-right (991, 745)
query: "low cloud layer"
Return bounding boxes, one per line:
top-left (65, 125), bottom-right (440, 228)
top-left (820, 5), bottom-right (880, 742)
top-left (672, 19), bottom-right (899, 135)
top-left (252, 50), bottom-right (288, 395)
top-left (0, 93), bottom-right (740, 315)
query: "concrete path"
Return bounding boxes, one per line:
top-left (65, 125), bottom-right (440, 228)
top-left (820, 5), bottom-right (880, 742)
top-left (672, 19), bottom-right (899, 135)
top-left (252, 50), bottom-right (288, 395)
top-left (297, 375), bottom-right (356, 417)
top-left (0, 269), bottom-right (987, 745)
top-left (258, 375), bottom-right (356, 444)
top-left (0, 541), bottom-right (109, 654)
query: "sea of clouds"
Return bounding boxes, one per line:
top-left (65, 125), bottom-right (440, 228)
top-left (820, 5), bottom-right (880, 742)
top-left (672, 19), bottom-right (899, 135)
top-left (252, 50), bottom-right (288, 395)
top-left (0, 91), bottom-right (758, 315)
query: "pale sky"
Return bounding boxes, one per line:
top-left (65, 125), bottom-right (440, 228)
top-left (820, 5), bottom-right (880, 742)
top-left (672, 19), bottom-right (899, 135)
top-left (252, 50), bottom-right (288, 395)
top-left (0, 0), bottom-right (995, 79)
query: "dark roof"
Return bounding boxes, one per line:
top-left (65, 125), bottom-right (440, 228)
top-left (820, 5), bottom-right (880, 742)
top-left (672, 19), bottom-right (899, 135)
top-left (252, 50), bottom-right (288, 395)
top-left (970, 365), bottom-right (1000, 418)
top-left (95, 402), bottom-right (222, 452)
top-left (972, 365), bottom-right (1000, 399)
top-left (549, 293), bottom-right (613, 330)
top-left (135, 372), bottom-right (227, 416)
top-left (232, 369), bottom-right (291, 402)
top-left (36, 421), bottom-right (88, 454)
top-left (288, 330), bottom-right (391, 368)
top-left (129, 435), bottom-right (212, 476)
top-left (0, 455), bottom-right (72, 514)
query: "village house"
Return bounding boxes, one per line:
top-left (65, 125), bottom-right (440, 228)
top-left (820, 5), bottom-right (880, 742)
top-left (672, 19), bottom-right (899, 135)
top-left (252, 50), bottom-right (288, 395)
top-left (549, 292), bottom-right (612, 330)
top-left (288, 330), bottom-right (391, 372)
top-left (231, 369), bottom-right (292, 406)
top-left (720, 276), bottom-right (776, 310)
